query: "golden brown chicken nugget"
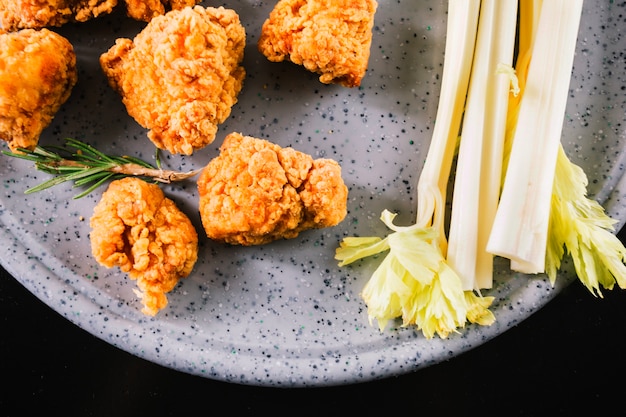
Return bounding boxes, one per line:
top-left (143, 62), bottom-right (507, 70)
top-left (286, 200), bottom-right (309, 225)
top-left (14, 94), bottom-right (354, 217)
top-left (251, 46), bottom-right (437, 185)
top-left (258, 0), bottom-right (378, 87)
top-left (197, 132), bottom-right (348, 246)
top-left (0, 0), bottom-right (117, 30)
top-left (90, 177), bottom-right (199, 316)
top-left (100, 6), bottom-right (246, 155)
top-left (122, 0), bottom-right (201, 22)
top-left (0, 28), bottom-right (77, 151)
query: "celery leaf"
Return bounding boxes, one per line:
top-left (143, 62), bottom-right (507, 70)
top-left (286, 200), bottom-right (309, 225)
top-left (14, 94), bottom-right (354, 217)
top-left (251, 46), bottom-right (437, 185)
top-left (546, 145), bottom-right (626, 295)
top-left (336, 210), bottom-right (495, 339)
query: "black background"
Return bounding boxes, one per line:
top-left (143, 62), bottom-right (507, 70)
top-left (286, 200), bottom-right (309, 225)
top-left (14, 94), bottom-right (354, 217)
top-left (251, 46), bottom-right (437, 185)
top-left (2, 228), bottom-right (626, 416)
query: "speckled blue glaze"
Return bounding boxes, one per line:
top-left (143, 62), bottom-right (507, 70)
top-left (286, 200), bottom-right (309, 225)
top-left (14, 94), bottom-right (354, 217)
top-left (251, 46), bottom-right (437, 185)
top-left (1, 0), bottom-right (625, 387)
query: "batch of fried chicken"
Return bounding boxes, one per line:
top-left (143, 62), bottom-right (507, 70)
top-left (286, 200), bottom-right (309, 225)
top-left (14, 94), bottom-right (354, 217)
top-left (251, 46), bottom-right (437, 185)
top-left (0, 0), bottom-right (378, 316)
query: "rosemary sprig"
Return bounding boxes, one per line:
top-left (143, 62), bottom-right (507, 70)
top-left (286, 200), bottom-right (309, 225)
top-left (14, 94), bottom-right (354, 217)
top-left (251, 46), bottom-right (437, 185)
top-left (2, 138), bottom-right (201, 199)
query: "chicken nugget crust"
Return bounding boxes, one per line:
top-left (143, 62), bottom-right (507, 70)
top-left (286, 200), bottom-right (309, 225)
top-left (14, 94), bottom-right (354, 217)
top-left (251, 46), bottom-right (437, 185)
top-left (122, 0), bottom-right (201, 22)
top-left (100, 6), bottom-right (246, 155)
top-left (90, 177), bottom-right (199, 316)
top-left (197, 132), bottom-right (348, 246)
top-left (0, 0), bottom-right (117, 30)
top-left (258, 0), bottom-right (378, 87)
top-left (0, 28), bottom-right (77, 151)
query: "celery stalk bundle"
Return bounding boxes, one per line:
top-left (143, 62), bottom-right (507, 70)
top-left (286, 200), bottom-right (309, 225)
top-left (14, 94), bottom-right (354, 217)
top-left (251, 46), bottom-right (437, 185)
top-left (487, 0), bottom-right (584, 272)
top-left (446, 0), bottom-right (517, 291)
top-left (336, 0), bottom-right (626, 339)
top-left (336, 0), bottom-right (495, 339)
top-left (492, 0), bottom-right (626, 296)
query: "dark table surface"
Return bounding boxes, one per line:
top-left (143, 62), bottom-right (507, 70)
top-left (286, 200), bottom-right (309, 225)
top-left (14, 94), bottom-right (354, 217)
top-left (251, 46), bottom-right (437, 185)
top-left (2, 228), bottom-right (626, 416)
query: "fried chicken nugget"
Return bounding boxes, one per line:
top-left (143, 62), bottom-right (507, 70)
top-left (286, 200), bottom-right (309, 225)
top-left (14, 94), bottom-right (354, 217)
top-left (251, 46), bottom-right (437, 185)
top-left (122, 0), bottom-right (201, 22)
top-left (197, 132), bottom-right (348, 246)
top-left (0, 0), bottom-right (117, 31)
top-left (90, 177), bottom-right (199, 316)
top-left (258, 0), bottom-right (378, 87)
top-left (0, 28), bottom-right (77, 151)
top-left (100, 6), bottom-right (246, 155)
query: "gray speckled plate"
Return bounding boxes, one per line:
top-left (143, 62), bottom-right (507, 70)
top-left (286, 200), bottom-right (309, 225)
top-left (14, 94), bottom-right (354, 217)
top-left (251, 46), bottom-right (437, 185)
top-left (1, 0), bottom-right (625, 387)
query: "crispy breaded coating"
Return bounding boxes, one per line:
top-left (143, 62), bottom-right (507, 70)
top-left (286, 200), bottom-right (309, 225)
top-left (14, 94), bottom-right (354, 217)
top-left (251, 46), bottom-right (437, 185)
top-left (258, 0), bottom-right (377, 87)
top-left (0, 0), bottom-right (117, 30)
top-left (197, 132), bottom-right (348, 246)
top-left (0, 28), bottom-right (77, 151)
top-left (122, 0), bottom-right (201, 22)
top-left (90, 177), bottom-right (199, 316)
top-left (100, 6), bottom-right (246, 155)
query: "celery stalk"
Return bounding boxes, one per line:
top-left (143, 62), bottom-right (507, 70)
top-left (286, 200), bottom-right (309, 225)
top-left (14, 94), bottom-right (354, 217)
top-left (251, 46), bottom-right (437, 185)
top-left (517, 0), bottom-right (543, 64)
top-left (486, 0), bottom-right (584, 273)
top-left (336, 0), bottom-right (495, 339)
top-left (415, 0), bottom-right (481, 248)
top-left (500, 0), bottom-right (626, 292)
top-left (446, 0), bottom-right (517, 291)
top-left (500, 0), bottom-right (542, 180)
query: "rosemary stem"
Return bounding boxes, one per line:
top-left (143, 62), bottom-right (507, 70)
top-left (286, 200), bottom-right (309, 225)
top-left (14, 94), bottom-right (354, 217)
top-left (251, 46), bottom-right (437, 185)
top-left (1, 138), bottom-right (202, 198)
top-left (109, 163), bottom-right (201, 183)
top-left (42, 159), bottom-right (200, 183)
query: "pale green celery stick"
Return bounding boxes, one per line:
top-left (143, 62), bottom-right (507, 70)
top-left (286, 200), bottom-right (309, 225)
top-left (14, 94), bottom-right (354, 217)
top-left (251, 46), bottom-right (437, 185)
top-left (486, 0), bottom-right (584, 273)
top-left (495, 0), bottom-right (626, 294)
top-left (414, 0), bottom-right (481, 252)
top-left (336, 0), bottom-right (496, 339)
top-left (499, 0), bottom-right (542, 185)
top-left (446, 0), bottom-right (518, 291)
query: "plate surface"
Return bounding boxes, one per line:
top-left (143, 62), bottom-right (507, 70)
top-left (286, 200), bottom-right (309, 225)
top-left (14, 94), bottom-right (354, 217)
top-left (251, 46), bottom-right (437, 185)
top-left (1, 0), bottom-right (625, 387)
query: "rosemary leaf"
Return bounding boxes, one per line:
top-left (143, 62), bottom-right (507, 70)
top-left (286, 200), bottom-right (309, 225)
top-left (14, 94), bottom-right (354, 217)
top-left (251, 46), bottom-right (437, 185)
top-left (63, 164), bottom-right (118, 181)
top-left (73, 171), bottom-right (116, 187)
top-left (25, 176), bottom-right (74, 194)
top-left (74, 174), bottom-right (119, 199)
